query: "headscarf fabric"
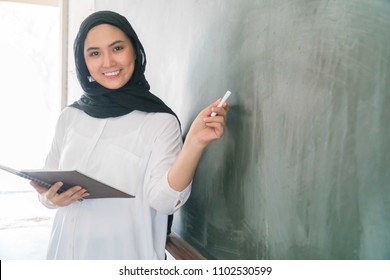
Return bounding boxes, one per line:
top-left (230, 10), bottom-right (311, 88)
top-left (70, 10), bottom-right (178, 120)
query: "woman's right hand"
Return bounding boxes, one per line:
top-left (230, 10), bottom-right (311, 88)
top-left (30, 181), bottom-right (89, 207)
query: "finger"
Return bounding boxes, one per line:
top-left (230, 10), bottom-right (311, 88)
top-left (68, 188), bottom-right (89, 203)
top-left (209, 106), bottom-right (227, 118)
top-left (65, 186), bottom-right (89, 200)
top-left (71, 187), bottom-right (89, 199)
top-left (46, 181), bottom-right (64, 198)
top-left (205, 120), bottom-right (225, 131)
top-left (213, 98), bottom-right (222, 106)
top-left (205, 121), bottom-right (224, 130)
top-left (212, 98), bottom-right (230, 109)
top-left (200, 99), bottom-right (222, 115)
top-left (222, 102), bottom-right (229, 111)
top-left (203, 115), bottom-right (225, 125)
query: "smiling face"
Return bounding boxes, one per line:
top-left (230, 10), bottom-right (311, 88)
top-left (84, 24), bottom-right (136, 90)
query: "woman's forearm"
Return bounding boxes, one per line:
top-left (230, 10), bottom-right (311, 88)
top-left (167, 138), bottom-right (206, 192)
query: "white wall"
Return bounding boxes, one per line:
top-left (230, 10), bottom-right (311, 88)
top-left (65, 0), bottom-right (95, 104)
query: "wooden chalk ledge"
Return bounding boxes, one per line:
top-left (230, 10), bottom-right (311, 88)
top-left (165, 232), bottom-right (206, 260)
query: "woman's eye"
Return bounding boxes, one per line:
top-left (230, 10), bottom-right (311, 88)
top-left (89, 51), bottom-right (99, 57)
top-left (113, 46), bottom-right (124, 52)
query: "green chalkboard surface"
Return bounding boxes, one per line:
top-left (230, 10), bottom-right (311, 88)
top-left (97, 0), bottom-right (390, 259)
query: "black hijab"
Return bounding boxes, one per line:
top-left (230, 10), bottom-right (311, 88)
top-left (70, 10), bottom-right (178, 121)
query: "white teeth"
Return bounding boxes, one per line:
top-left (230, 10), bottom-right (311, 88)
top-left (104, 71), bottom-right (120, 76)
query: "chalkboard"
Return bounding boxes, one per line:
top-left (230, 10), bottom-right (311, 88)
top-left (95, 0), bottom-right (390, 259)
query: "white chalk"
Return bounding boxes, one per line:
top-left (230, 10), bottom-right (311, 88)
top-left (210, 90), bottom-right (232, 116)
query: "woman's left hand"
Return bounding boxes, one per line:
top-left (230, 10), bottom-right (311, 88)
top-left (186, 99), bottom-right (229, 149)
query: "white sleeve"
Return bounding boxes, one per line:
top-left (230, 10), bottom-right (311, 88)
top-left (38, 193), bottom-right (59, 209)
top-left (144, 114), bottom-right (192, 214)
top-left (40, 108), bottom-right (72, 209)
top-left (44, 108), bottom-right (73, 170)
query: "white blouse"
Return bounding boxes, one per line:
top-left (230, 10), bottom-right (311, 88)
top-left (41, 107), bottom-right (191, 259)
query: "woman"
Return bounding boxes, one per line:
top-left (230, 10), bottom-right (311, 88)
top-left (31, 10), bottom-right (228, 259)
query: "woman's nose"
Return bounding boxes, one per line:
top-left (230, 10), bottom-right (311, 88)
top-left (102, 53), bottom-right (115, 67)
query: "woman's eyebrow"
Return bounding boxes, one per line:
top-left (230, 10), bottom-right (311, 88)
top-left (85, 46), bottom-right (99, 52)
top-left (108, 40), bottom-right (125, 47)
top-left (85, 40), bottom-right (126, 52)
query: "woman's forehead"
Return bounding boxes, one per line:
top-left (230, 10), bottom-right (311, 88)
top-left (84, 24), bottom-right (131, 48)
top-left (86, 24), bottom-right (127, 40)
